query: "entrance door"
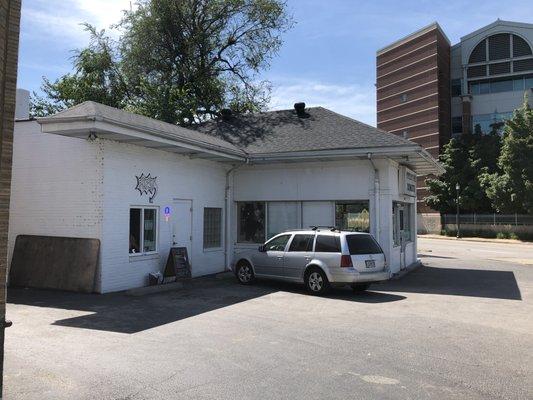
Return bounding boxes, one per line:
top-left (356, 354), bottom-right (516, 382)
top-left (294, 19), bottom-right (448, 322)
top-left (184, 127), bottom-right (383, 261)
top-left (172, 200), bottom-right (193, 266)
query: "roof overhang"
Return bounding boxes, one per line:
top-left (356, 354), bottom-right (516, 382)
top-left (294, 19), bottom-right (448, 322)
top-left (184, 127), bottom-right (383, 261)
top-left (247, 146), bottom-right (444, 176)
top-left (37, 114), bottom-right (443, 175)
top-left (37, 115), bottom-right (246, 162)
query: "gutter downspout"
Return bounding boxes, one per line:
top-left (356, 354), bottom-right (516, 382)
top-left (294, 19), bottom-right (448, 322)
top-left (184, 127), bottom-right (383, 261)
top-left (367, 153), bottom-right (380, 244)
top-left (224, 159), bottom-right (248, 271)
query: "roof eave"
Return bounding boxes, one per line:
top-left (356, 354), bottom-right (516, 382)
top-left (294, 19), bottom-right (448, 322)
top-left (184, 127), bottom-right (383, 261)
top-left (37, 115), bottom-right (247, 161)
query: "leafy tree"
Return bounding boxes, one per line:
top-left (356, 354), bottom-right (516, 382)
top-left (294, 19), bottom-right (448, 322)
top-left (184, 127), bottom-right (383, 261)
top-left (424, 131), bottom-right (501, 214)
top-left (482, 95), bottom-right (533, 213)
top-left (31, 0), bottom-right (293, 124)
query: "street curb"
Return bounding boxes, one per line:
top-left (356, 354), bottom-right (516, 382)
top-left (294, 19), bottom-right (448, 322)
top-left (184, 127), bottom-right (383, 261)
top-left (418, 234), bottom-right (531, 245)
top-left (125, 271), bottom-right (235, 296)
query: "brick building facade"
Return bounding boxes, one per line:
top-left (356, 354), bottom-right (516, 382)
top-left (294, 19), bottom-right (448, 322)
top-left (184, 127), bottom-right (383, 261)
top-left (0, 0), bottom-right (21, 397)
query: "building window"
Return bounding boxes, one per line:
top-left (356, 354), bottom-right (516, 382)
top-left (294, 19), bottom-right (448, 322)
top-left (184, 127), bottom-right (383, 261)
top-left (267, 202), bottom-right (300, 239)
top-left (335, 202), bottom-right (370, 232)
top-left (392, 202), bottom-right (412, 246)
top-left (129, 207), bottom-right (157, 254)
top-left (203, 208), bottom-right (222, 249)
top-left (451, 79), bottom-right (462, 97)
top-left (237, 202), bottom-right (265, 243)
top-left (400, 93), bottom-right (408, 103)
top-left (472, 112), bottom-right (513, 135)
top-left (452, 116), bottom-right (463, 135)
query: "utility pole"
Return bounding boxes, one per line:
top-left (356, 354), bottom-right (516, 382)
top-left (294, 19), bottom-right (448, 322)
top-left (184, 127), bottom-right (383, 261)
top-left (455, 182), bottom-right (461, 239)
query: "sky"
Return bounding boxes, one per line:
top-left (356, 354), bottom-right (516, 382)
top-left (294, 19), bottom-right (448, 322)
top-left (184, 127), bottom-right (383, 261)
top-left (18, 0), bottom-right (533, 126)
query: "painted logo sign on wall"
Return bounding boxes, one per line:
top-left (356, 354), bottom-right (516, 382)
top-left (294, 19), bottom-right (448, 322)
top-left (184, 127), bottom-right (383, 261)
top-left (135, 173), bottom-right (158, 203)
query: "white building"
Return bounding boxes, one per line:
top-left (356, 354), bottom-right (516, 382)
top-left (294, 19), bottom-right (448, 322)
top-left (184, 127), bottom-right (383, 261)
top-left (8, 98), bottom-right (442, 293)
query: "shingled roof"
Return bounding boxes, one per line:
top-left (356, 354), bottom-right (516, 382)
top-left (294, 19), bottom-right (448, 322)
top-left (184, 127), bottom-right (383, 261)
top-left (193, 106), bottom-right (416, 155)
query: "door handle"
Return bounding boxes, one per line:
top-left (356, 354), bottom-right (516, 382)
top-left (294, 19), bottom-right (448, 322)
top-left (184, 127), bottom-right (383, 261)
top-left (277, 256), bottom-right (283, 259)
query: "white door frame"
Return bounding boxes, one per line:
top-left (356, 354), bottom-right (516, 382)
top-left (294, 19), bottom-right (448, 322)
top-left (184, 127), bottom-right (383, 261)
top-left (172, 198), bottom-right (193, 266)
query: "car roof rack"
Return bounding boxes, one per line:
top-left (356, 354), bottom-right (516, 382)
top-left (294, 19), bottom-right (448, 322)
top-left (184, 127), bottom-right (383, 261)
top-left (310, 225), bottom-right (339, 232)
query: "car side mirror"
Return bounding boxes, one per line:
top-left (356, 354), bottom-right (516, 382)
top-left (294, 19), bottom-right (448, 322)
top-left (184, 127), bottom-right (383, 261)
top-left (258, 245), bottom-right (266, 252)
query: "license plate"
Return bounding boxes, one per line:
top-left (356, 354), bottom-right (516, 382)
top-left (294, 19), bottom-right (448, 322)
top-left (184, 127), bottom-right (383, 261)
top-left (365, 260), bottom-right (375, 269)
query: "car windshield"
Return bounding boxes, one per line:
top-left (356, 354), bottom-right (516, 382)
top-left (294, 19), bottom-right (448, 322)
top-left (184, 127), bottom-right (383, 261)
top-left (346, 234), bottom-right (383, 255)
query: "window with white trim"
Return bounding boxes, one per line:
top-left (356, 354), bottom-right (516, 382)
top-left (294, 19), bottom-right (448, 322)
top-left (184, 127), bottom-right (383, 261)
top-left (129, 207), bottom-right (158, 255)
top-left (204, 208), bottom-right (222, 249)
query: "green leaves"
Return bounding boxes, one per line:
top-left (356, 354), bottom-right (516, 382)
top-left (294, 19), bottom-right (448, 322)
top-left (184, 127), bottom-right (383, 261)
top-left (425, 94), bottom-right (533, 214)
top-left (483, 95), bottom-right (533, 213)
top-left (30, 0), bottom-right (293, 125)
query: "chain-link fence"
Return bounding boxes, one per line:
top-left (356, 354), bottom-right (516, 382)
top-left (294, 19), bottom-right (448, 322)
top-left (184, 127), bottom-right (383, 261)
top-left (442, 214), bottom-right (533, 226)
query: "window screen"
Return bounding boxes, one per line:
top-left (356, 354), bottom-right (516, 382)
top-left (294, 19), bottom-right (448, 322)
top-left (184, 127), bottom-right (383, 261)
top-left (467, 65), bottom-right (486, 78)
top-left (203, 208), bottom-right (222, 249)
top-left (469, 40), bottom-right (486, 63)
top-left (346, 234), bottom-right (383, 255)
top-left (315, 235), bottom-right (340, 253)
top-left (512, 35), bottom-right (532, 57)
top-left (488, 33), bottom-right (510, 61)
top-left (513, 58), bottom-right (533, 73)
top-left (289, 234), bottom-right (314, 252)
top-left (489, 62), bottom-right (510, 76)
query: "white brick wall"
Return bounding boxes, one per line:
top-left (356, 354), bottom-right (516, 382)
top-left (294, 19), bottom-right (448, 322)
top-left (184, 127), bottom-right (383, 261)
top-left (8, 121), bottom-right (104, 289)
top-left (100, 140), bottom-right (228, 293)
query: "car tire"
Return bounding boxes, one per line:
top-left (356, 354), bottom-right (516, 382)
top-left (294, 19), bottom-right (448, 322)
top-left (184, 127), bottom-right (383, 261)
top-left (351, 283), bottom-right (370, 293)
top-left (235, 261), bottom-right (255, 285)
top-left (305, 267), bottom-right (330, 295)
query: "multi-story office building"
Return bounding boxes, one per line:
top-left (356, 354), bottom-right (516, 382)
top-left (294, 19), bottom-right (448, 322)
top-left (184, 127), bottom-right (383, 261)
top-left (377, 20), bottom-right (533, 213)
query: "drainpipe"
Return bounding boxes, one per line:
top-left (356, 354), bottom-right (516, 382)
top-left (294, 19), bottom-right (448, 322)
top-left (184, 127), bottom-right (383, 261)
top-left (224, 159), bottom-right (248, 271)
top-left (367, 153), bottom-right (380, 242)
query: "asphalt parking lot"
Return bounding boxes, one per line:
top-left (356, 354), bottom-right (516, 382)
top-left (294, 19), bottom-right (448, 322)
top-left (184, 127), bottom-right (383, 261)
top-left (5, 237), bottom-right (533, 400)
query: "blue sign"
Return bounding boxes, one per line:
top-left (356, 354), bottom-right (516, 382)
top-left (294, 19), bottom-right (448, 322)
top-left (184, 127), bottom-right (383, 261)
top-left (164, 206), bottom-right (171, 216)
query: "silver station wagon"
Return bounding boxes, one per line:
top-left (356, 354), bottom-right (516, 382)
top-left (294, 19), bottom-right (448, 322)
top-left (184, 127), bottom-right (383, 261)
top-left (233, 227), bottom-right (390, 294)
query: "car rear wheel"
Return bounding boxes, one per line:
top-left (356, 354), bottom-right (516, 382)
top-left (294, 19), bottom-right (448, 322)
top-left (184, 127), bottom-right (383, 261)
top-left (305, 268), bottom-right (330, 295)
top-left (351, 283), bottom-right (370, 293)
top-left (235, 261), bottom-right (255, 285)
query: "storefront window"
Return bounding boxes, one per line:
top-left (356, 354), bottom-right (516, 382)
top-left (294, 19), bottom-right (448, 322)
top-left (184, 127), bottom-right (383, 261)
top-left (237, 202), bottom-right (265, 243)
top-left (267, 202), bottom-right (300, 239)
top-left (393, 202), bottom-right (412, 246)
top-left (130, 207), bottom-right (158, 254)
top-left (335, 202), bottom-right (370, 232)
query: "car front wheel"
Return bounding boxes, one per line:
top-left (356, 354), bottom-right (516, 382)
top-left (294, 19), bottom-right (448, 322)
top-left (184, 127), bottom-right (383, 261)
top-left (305, 268), bottom-right (330, 295)
top-left (235, 261), bottom-right (255, 285)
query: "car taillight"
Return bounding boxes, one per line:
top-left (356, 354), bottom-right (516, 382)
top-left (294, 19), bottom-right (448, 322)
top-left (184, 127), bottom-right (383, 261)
top-left (340, 255), bottom-right (353, 268)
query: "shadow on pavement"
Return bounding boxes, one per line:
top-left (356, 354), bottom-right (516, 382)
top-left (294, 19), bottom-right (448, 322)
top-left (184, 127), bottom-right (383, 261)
top-left (7, 278), bottom-right (404, 334)
top-left (380, 265), bottom-right (522, 301)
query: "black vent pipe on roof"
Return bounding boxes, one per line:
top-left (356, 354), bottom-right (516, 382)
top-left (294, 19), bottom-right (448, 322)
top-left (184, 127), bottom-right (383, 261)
top-left (294, 102), bottom-right (306, 116)
top-left (220, 108), bottom-right (232, 121)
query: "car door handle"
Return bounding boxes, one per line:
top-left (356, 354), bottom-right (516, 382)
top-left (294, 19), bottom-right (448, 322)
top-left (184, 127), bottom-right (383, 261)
top-left (277, 256), bottom-right (283, 259)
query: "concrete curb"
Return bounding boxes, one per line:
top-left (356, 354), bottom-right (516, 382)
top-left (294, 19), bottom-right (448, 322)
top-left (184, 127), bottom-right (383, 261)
top-left (125, 271), bottom-right (235, 296)
top-left (418, 234), bottom-right (531, 245)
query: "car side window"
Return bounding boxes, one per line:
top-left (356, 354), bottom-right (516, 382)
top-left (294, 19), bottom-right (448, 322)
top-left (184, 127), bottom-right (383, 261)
top-left (288, 234), bottom-right (315, 252)
top-left (315, 235), bottom-right (340, 252)
top-left (265, 234), bottom-right (291, 252)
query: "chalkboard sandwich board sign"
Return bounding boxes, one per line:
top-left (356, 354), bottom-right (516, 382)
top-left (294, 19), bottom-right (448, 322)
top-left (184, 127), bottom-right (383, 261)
top-left (163, 247), bottom-right (191, 282)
